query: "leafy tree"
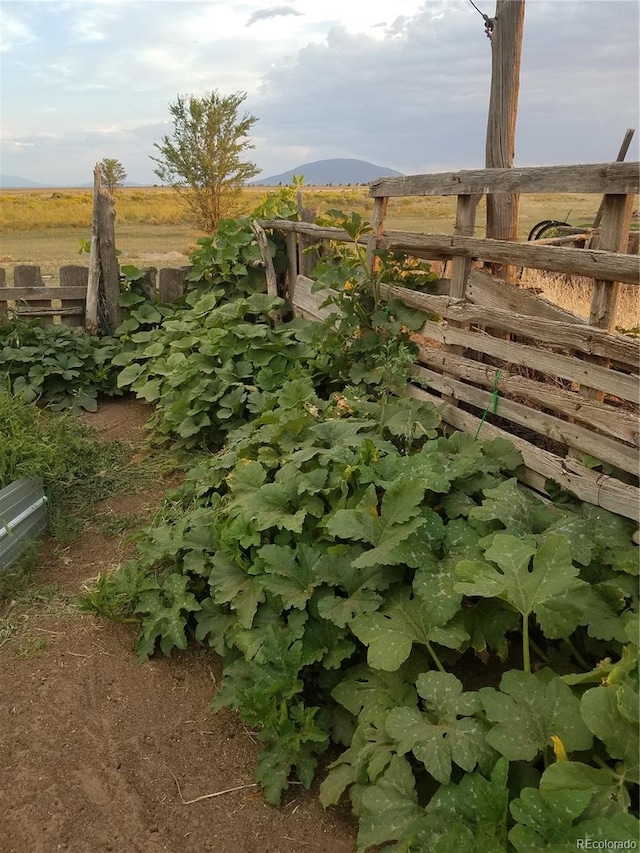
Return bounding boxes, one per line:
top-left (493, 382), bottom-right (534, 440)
top-left (150, 91), bottom-right (260, 231)
top-left (99, 158), bottom-right (127, 192)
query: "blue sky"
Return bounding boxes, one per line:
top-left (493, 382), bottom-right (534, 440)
top-left (1, 0), bottom-right (638, 185)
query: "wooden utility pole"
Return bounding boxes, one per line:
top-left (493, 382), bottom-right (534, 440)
top-left (485, 0), bottom-right (525, 283)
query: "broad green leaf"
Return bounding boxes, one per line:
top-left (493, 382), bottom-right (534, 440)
top-left (386, 672), bottom-right (494, 784)
top-left (580, 684), bottom-right (639, 783)
top-left (243, 482), bottom-right (307, 532)
top-left (469, 478), bottom-right (551, 535)
top-left (315, 548), bottom-right (393, 627)
top-left (208, 554), bottom-right (264, 628)
top-left (455, 534), bottom-right (586, 638)
top-left (509, 786), bottom-right (640, 851)
top-left (540, 761), bottom-right (631, 817)
top-left (463, 599), bottom-right (520, 661)
top-left (134, 574), bottom-right (201, 662)
top-left (194, 597), bottom-right (237, 655)
top-left (257, 543), bottom-right (321, 609)
top-left (117, 362), bottom-right (145, 387)
top-left (480, 670), bottom-right (592, 761)
top-left (356, 756), bottom-right (423, 853)
top-left (326, 480), bottom-right (427, 568)
top-left (351, 587), bottom-right (469, 671)
top-left (398, 757), bottom-right (510, 853)
top-left (331, 664), bottom-right (418, 723)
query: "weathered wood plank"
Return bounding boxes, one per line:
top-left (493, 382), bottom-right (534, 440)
top-left (467, 268), bottom-right (587, 323)
top-left (405, 384), bottom-right (640, 520)
top-left (450, 195), bottom-right (479, 299)
top-left (258, 219), bottom-right (366, 244)
top-left (251, 221), bottom-right (279, 299)
top-left (292, 275), bottom-right (338, 321)
top-left (413, 346), bottom-right (639, 447)
top-left (158, 267), bottom-right (187, 303)
top-left (415, 319), bottom-right (638, 402)
top-left (378, 232), bottom-right (640, 284)
top-left (379, 283), bottom-right (639, 366)
top-left (96, 182), bottom-right (120, 333)
top-left (366, 197), bottom-right (389, 272)
top-left (589, 194), bottom-right (635, 331)
top-left (14, 307), bottom-right (83, 317)
top-left (260, 220), bottom-right (639, 284)
top-left (412, 364), bottom-right (638, 475)
top-left (286, 231), bottom-right (298, 303)
top-left (369, 162), bottom-right (640, 197)
top-left (0, 286), bottom-right (88, 301)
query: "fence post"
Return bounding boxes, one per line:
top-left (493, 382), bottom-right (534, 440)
top-left (59, 266), bottom-right (88, 325)
top-left (13, 266), bottom-right (52, 325)
top-left (158, 267), bottom-right (188, 303)
top-left (366, 196), bottom-right (389, 274)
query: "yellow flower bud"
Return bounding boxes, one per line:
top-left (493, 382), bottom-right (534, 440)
top-left (550, 735), bottom-right (568, 762)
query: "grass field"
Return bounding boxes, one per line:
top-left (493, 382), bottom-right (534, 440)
top-left (1, 185), bottom-right (637, 326)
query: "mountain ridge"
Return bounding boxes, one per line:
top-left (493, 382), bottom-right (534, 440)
top-left (252, 158), bottom-right (403, 186)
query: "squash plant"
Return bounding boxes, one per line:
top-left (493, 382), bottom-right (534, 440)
top-left (82, 390), bottom-right (639, 850)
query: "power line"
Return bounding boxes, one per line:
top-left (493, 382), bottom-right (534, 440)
top-left (468, 0), bottom-right (495, 38)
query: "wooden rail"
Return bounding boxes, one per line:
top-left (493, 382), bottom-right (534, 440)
top-left (0, 265), bottom-right (191, 325)
top-left (369, 161), bottom-right (640, 197)
top-left (259, 162), bottom-right (639, 522)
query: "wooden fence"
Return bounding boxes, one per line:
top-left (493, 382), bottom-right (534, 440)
top-left (0, 265), bottom-right (190, 326)
top-left (258, 161), bottom-right (640, 522)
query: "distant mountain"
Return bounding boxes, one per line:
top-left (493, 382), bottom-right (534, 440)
top-left (0, 175), bottom-right (52, 188)
top-left (253, 158), bottom-right (403, 186)
top-left (0, 175), bottom-right (148, 189)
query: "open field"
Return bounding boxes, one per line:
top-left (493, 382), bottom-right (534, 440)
top-left (1, 186), bottom-right (637, 327)
top-left (0, 184), bottom-right (621, 235)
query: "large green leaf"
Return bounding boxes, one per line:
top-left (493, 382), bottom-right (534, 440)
top-left (455, 533), bottom-right (586, 638)
top-left (397, 757), bottom-right (510, 853)
top-left (351, 587), bottom-right (469, 671)
top-left (256, 542), bottom-right (322, 609)
top-left (509, 786), bottom-right (640, 851)
top-left (208, 554), bottom-right (264, 628)
top-left (479, 670), bottom-right (592, 761)
top-left (580, 684), bottom-right (640, 783)
top-left (385, 672), bottom-right (494, 784)
top-left (356, 756), bottom-right (424, 853)
top-left (134, 574), bottom-right (201, 662)
top-left (326, 480), bottom-right (427, 567)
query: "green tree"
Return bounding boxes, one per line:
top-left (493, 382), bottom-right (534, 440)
top-left (99, 158), bottom-right (127, 193)
top-left (150, 91), bottom-right (260, 232)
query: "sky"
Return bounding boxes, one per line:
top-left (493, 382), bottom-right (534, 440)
top-left (0, 0), bottom-right (639, 185)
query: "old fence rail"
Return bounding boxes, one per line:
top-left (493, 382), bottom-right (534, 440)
top-left (259, 160), bottom-right (640, 522)
top-left (0, 265), bottom-right (190, 326)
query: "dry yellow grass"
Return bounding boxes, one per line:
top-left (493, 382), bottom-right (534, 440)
top-left (519, 269), bottom-right (639, 331)
top-left (1, 185), bottom-right (637, 328)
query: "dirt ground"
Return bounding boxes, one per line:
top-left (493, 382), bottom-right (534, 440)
top-left (0, 398), bottom-right (357, 853)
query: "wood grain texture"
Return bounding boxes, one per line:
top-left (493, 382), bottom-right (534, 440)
top-left (369, 161), bottom-right (640, 197)
top-left (467, 268), bottom-right (587, 323)
top-left (416, 319), bottom-right (638, 402)
top-left (379, 283), bottom-right (639, 366)
top-left (412, 346), bottom-right (639, 446)
top-left (412, 364), bottom-right (638, 475)
top-left (405, 384), bottom-right (640, 520)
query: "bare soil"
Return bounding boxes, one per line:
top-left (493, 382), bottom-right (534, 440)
top-left (0, 398), bottom-right (357, 853)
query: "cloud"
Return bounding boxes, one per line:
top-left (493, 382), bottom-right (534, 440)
top-left (253, 0), bottom-right (639, 173)
top-left (246, 6), bottom-right (303, 27)
top-left (0, 12), bottom-right (37, 53)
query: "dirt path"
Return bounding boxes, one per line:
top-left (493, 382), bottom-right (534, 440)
top-left (0, 398), bottom-right (356, 853)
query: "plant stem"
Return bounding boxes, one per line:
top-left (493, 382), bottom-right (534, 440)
top-left (426, 641), bottom-right (447, 674)
top-left (528, 637), bottom-right (550, 665)
top-left (522, 614), bottom-right (531, 674)
top-left (563, 636), bottom-right (591, 671)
